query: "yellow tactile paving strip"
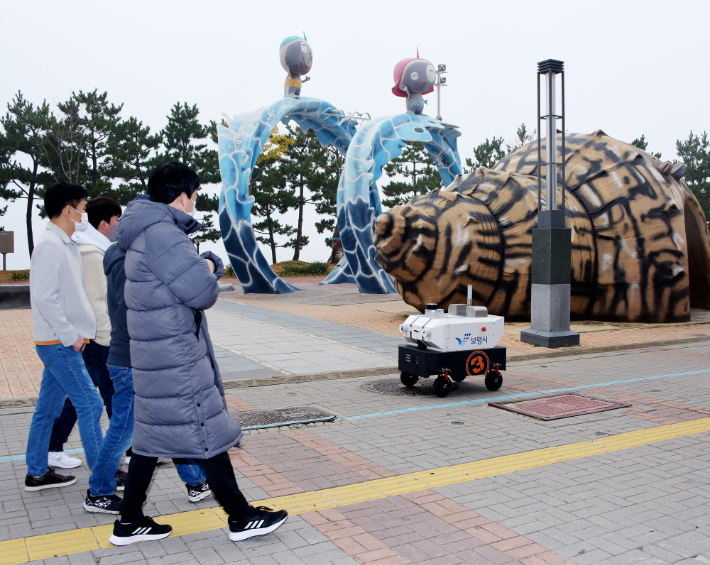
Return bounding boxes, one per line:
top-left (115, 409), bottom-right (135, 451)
top-left (2, 416), bottom-right (710, 564)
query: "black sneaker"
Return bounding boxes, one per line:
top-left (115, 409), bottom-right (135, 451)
top-left (84, 490), bottom-right (122, 514)
top-left (228, 506), bottom-right (288, 542)
top-left (109, 516), bottom-right (172, 546)
top-left (115, 469), bottom-right (127, 491)
top-left (24, 469), bottom-right (76, 491)
top-left (186, 482), bottom-right (212, 503)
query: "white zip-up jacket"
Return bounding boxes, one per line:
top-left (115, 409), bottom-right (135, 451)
top-left (31, 223), bottom-right (96, 347)
top-left (72, 225), bottom-right (112, 346)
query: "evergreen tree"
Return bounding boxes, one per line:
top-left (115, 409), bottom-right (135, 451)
top-left (71, 90), bottom-right (123, 195)
top-left (677, 131), bottom-right (710, 217)
top-left (0, 92), bottom-right (54, 255)
top-left (160, 104), bottom-right (223, 248)
top-left (251, 130), bottom-right (296, 264)
top-left (382, 142), bottom-right (440, 208)
top-left (108, 116), bottom-right (161, 203)
top-left (39, 96), bottom-right (88, 187)
top-left (283, 126), bottom-right (335, 260)
top-left (465, 137), bottom-right (506, 172)
top-left (506, 124), bottom-right (535, 154)
top-left (630, 134), bottom-right (662, 159)
top-left (311, 144), bottom-right (344, 243)
top-left (161, 102), bottom-right (213, 174)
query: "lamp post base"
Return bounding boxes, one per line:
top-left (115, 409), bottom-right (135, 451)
top-left (520, 328), bottom-right (580, 348)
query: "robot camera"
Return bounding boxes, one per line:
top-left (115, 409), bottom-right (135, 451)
top-left (438, 64), bottom-right (447, 72)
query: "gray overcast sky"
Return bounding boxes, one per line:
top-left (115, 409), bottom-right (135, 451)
top-left (1, 0), bottom-right (709, 269)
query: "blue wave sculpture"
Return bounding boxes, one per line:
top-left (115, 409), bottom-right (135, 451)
top-left (217, 97), bottom-right (356, 294)
top-left (320, 113), bottom-right (462, 293)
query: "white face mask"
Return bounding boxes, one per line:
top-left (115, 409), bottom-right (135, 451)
top-left (180, 195), bottom-right (196, 217)
top-left (71, 207), bottom-right (89, 231)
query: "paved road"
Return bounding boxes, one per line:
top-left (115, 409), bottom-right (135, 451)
top-left (2, 341), bottom-right (710, 564)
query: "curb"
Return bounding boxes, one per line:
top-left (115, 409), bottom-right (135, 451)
top-left (1, 336), bottom-right (708, 409)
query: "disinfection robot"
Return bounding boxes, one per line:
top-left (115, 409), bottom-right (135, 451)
top-left (398, 286), bottom-right (506, 397)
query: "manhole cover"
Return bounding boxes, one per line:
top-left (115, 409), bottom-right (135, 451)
top-left (362, 378), bottom-right (459, 396)
top-left (489, 394), bottom-right (630, 420)
top-left (232, 406), bottom-right (336, 430)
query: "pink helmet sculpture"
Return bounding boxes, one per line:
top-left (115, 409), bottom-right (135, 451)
top-left (392, 50), bottom-right (436, 115)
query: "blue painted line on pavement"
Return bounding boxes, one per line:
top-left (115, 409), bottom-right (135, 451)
top-left (0, 448), bottom-right (85, 463)
top-left (3, 369), bottom-right (708, 461)
top-left (349, 368), bottom-right (710, 420)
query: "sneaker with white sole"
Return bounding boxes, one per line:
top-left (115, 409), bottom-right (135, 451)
top-left (186, 482), bottom-right (212, 503)
top-left (228, 506), bottom-right (288, 542)
top-left (47, 451), bottom-right (82, 469)
top-left (109, 516), bottom-right (172, 546)
top-left (24, 469), bottom-right (76, 491)
top-left (84, 490), bottom-right (122, 514)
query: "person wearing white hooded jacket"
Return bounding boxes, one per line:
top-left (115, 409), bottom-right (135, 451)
top-left (46, 197), bottom-right (124, 475)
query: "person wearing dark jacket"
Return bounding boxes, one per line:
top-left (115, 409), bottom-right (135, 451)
top-left (109, 162), bottom-right (287, 546)
top-left (88, 196), bottom-right (214, 519)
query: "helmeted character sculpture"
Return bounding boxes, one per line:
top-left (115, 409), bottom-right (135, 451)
top-left (280, 34), bottom-right (313, 98)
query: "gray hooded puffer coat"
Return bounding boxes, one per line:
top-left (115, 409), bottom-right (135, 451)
top-left (117, 199), bottom-right (242, 459)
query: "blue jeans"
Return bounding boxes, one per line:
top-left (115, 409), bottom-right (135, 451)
top-left (49, 341), bottom-right (114, 452)
top-left (89, 365), bottom-right (206, 496)
top-left (26, 345), bottom-right (104, 477)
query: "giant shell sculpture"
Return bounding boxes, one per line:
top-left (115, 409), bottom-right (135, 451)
top-left (374, 130), bottom-right (710, 323)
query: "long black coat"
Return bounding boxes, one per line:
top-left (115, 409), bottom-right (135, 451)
top-left (117, 200), bottom-right (242, 459)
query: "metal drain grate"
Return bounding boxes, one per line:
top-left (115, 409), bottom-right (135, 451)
top-left (232, 406), bottom-right (336, 430)
top-left (362, 378), bottom-right (459, 396)
top-left (489, 394), bottom-right (630, 420)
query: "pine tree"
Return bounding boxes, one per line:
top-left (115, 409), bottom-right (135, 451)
top-left (382, 142), bottom-right (440, 208)
top-left (0, 92), bottom-right (54, 255)
top-left (465, 137), bottom-right (506, 172)
top-left (311, 144), bottom-right (344, 243)
top-left (71, 90), bottom-right (123, 196)
top-left (251, 130), bottom-right (296, 264)
top-left (506, 124), bottom-right (535, 154)
top-left (108, 116), bottom-right (161, 203)
top-left (283, 126), bottom-right (334, 260)
top-left (160, 104), bottom-right (222, 248)
top-left (630, 135), bottom-right (662, 159)
top-left (677, 131), bottom-right (710, 218)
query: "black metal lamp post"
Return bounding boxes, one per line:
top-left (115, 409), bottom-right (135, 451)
top-left (520, 59), bottom-right (580, 348)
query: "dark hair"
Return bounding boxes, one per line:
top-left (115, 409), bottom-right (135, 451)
top-left (86, 197), bottom-right (122, 229)
top-left (44, 181), bottom-right (89, 219)
top-left (148, 162), bottom-right (200, 204)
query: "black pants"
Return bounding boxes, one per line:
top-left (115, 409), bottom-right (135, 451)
top-left (48, 342), bottom-right (114, 452)
top-left (120, 451), bottom-right (251, 523)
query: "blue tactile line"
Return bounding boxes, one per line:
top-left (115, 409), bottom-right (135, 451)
top-left (2, 368), bottom-right (707, 462)
top-left (348, 369), bottom-right (710, 421)
top-left (0, 448), bottom-right (85, 463)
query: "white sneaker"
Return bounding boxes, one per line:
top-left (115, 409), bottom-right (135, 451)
top-left (48, 451), bottom-right (82, 469)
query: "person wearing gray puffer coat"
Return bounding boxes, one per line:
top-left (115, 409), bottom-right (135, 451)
top-left (109, 162), bottom-right (287, 547)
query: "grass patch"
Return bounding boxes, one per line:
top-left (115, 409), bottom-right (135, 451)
top-left (272, 260), bottom-right (332, 277)
top-left (9, 270), bottom-right (29, 282)
top-left (280, 261), bottom-right (330, 276)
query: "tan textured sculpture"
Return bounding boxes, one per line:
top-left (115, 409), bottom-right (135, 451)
top-left (374, 130), bottom-right (710, 322)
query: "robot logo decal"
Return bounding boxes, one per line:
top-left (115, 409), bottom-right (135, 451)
top-left (466, 351), bottom-right (490, 376)
top-left (455, 333), bottom-right (472, 346)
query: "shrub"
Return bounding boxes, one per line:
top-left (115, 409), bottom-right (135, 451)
top-left (224, 264), bottom-right (236, 278)
top-left (10, 270), bottom-right (29, 281)
top-left (280, 261), bottom-right (330, 276)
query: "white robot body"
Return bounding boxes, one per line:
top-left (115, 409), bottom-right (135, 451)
top-left (399, 304), bottom-right (504, 352)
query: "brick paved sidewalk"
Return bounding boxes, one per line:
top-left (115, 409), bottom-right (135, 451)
top-left (2, 281), bottom-right (709, 399)
top-left (1, 342), bottom-right (710, 564)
